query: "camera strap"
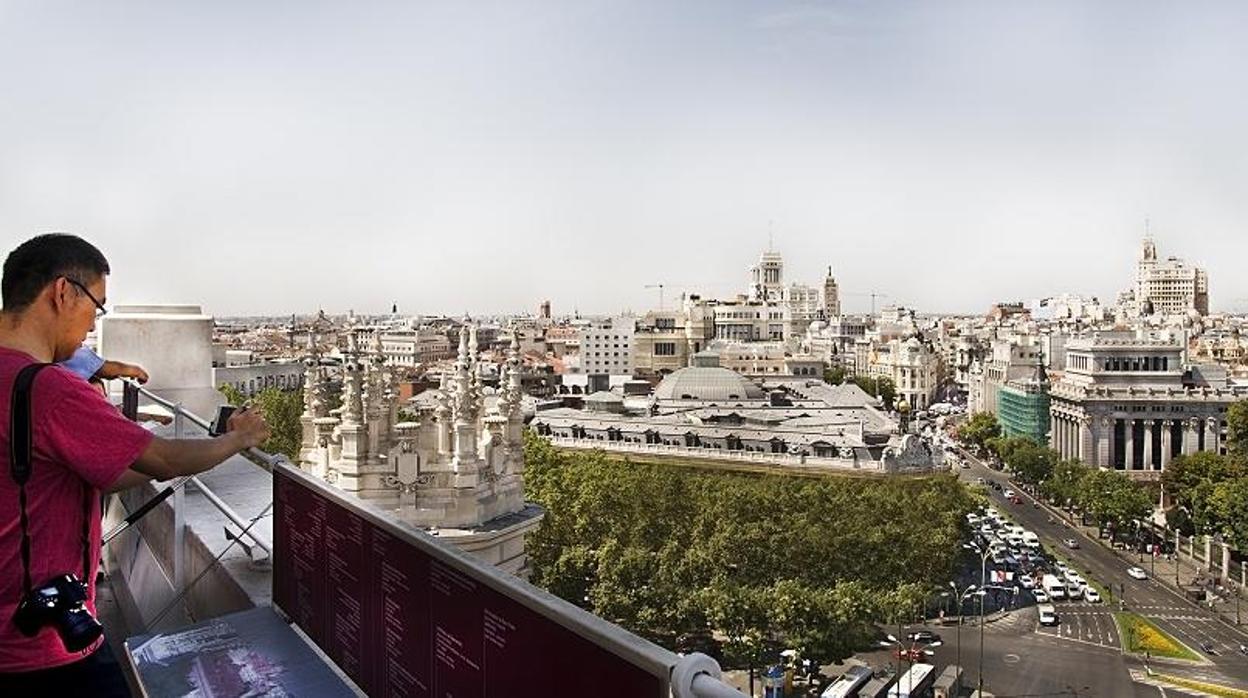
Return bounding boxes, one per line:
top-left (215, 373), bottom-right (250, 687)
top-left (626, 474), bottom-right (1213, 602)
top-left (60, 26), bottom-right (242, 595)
top-left (9, 362), bottom-right (94, 596)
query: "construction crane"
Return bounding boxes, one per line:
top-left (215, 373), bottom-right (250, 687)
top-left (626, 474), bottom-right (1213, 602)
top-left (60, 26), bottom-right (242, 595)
top-left (645, 283), bottom-right (665, 311)
top-left (844, 291), bottom-right (890, 315)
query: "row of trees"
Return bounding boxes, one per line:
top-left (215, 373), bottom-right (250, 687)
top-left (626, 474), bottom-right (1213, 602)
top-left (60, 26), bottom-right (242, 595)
top-left (1161, 452), bottom-right (1248, 550)
top-left (522, 433), bottom-right (977, 670)
top-left (957, 401), bottom-right (1248, 547)
top-left (955, 417), bottom-right (1154, 539)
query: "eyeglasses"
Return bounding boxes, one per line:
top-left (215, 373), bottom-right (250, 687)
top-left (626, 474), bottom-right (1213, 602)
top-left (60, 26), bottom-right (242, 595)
top-left (65, 278), bottom-right (108, 318)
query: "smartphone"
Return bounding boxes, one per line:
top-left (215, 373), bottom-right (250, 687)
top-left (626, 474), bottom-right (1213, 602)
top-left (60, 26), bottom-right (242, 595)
top-left (210, 405), bottom-right (238, 437)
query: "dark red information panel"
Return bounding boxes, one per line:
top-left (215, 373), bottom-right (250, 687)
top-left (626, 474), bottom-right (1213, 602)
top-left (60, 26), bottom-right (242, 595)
top-left (273, 468), bottom-right (666, 698)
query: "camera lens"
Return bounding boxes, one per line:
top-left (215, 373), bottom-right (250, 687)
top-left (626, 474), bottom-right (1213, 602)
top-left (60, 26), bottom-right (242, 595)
top-left (57, 606), bottom-right (104, 652)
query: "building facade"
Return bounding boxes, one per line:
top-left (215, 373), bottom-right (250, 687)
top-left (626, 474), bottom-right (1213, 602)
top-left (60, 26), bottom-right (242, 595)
top-left (864, 335), bottom-right (942, 410)
top-left (996, 362), bottom-right (1050, 443)
top-left (575, 317), bottom-right (635, 390)
top-left (1049, 332), bottom-right (1248, 475)
top-left (532, 357), bottom-right (944, 474)
top-left (1134, 238), bottom-right (1209, 317)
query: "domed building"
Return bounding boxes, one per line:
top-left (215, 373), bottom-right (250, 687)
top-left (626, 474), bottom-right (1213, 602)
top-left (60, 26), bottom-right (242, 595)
top-left (654, 351), bottom-right (766, 402)
top-left (532, 350), bottom-right (944, 475)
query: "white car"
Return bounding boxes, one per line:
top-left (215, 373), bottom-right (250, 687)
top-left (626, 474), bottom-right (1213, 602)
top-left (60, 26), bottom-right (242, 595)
top-left (1064, 570), bottom-right (1081, 583)
top-left (1127, 566), bottom-right (1148, 580)
top-left (1004, 488), bottom-right (1016, 498)
top-left (1084, 588), bottom-right (1101, 603)
top-left (1019, 575), bottom-right (1036, 589)
top-left (1038, 604), bottom-right (1059, 626)
top-left (1033, 589), bottom-right (1049, 603)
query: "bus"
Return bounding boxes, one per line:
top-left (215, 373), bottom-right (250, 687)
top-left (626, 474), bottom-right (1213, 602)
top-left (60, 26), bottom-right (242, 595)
top-left (821, 665), bottom-right (874, 698)
top-left (888, 663), bottom-right (936, 698)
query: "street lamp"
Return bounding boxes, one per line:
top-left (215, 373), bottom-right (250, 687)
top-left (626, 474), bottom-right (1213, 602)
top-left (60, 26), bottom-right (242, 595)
top-left (948, 581), bottom-right (977, 690)
top-left (964, 542), bottom-right (991, 590)
top-left (971, 584), bottom-right (1018, 695)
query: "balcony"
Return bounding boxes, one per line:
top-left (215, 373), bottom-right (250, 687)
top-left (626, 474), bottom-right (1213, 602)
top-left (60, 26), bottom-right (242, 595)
top-left (102, 383), bottom-right (743, 697)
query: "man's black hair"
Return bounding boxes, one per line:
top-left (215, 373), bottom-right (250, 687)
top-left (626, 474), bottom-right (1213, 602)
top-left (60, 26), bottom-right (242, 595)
top-left (2, 234), bottom-right (111, 312)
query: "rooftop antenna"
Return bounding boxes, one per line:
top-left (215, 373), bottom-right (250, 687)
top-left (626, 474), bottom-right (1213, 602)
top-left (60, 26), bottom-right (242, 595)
top-left (768, 220), bottom-right (774, 252)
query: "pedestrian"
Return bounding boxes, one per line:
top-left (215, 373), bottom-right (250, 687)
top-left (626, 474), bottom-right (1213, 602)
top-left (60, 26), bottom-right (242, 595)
top-left (0, 234), bottom-right (271, 696)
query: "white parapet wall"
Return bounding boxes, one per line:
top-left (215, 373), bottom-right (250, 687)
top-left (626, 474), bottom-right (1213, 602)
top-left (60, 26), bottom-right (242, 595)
top-left (99, 304), bottom-right (215, 391)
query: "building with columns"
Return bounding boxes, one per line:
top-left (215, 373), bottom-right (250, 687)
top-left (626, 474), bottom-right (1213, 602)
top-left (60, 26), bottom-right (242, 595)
top-left (1049, 331), bottom-right (1248, 476)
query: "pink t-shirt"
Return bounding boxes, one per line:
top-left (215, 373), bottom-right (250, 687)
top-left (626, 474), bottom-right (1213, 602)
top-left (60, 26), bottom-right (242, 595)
top-left (0, 346), bottom-right (154, 672)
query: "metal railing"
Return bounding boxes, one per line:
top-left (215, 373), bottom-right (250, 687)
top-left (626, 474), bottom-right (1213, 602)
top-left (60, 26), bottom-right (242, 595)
top-left (119, 382), bottom-right (744, 697)
top-left (120, 381), bottom-right (277, 561)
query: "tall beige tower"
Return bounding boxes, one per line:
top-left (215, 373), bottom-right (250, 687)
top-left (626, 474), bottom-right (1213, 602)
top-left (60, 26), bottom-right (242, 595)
top-left (822, 266), bottom-right (841, 318)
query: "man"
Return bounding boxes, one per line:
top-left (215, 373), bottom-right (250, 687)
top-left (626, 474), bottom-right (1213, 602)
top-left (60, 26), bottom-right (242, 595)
top-left (0, 234), bottom-right (270, 694)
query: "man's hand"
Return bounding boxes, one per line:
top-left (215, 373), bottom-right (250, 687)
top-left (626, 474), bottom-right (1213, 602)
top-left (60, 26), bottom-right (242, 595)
top-left (99, 359), bottom-right (150, 383)
top-left (121, 362), bottom-right (150, 384)
top-left (226, 406), bottom-right (271, 449)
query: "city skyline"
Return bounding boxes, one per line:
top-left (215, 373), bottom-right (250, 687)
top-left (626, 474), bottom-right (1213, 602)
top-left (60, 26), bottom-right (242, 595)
top-left (3, 2), bottom-right (1247, 316)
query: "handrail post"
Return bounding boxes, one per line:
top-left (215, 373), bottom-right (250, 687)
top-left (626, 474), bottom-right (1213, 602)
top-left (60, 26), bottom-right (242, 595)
top-left (172, 404), bottom-right (187, 609)
top-left (671, 653), bottom-right (744, 698)
top-left (121, 380), bottom-right (140, 421)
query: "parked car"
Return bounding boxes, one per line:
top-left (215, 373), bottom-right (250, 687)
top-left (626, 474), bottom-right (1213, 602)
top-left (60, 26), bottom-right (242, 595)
top-left (1084, 588), bottom-right (1101, 603)
top-left (1033, 589), bottom-right (1049, 603)
top-left (1019, 575), bottom-right (1036, 589)
top-left (1127, 566), bottom-right (1148, 580)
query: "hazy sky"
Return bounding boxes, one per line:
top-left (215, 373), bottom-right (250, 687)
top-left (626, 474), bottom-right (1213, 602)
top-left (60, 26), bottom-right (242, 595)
top-left (3, 1), bottom-right (1248, 316)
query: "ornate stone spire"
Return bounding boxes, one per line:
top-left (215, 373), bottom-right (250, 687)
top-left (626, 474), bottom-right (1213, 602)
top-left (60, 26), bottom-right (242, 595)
top-left (301, 330), bottom-right (321, 419)
top-left (502, 328), bottom-right (523, 420)
top-left (341, 359), bottom-right (364, 426)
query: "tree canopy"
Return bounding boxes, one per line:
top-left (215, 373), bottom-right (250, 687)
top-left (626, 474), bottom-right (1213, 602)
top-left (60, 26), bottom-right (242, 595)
top-left (987, 436), bottom-right (1057, 485)
top-left (957, 412), bottom-right (1001, 452)
top-left (219, 384), bottom-right (304, 459)
top-left (1161, 450), bottom-right (1248, 537)
top-left (1075, 468), bottom-right (1153, 535)
top-left (823, 366), bottom-right (847, 385)
top-left (1226, 400), bottom-right (1248, 460)
top-left (522, 433), bottom-right (976, 667)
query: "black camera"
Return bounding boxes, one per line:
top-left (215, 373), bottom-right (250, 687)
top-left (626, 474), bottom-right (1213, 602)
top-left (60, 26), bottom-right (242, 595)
top-left (209, 404), bottom-right (238, 437)
top-left (13, 573), bottom-right (104, 652)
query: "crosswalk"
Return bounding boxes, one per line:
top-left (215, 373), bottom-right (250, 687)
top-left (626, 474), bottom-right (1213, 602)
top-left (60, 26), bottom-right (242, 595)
top-left (1035, 613), bottom-right (1121, 649)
